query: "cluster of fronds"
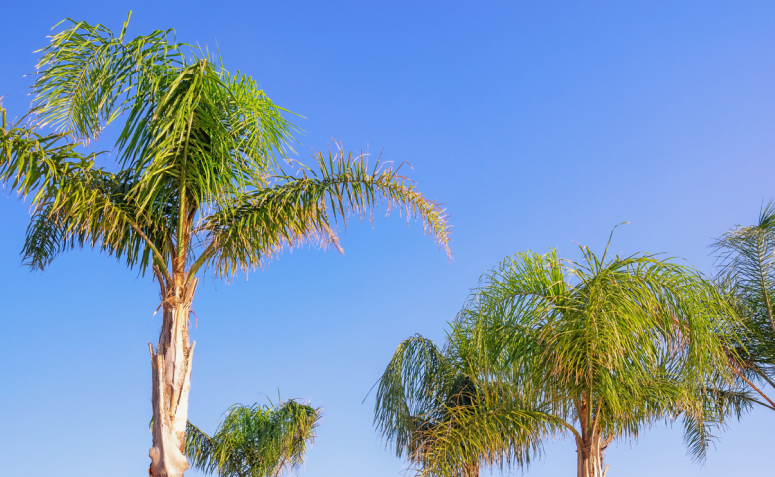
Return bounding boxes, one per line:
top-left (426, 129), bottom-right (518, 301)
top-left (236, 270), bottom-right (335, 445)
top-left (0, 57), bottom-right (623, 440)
top-left (186, 399), bottom-right (320, 477)
top-left (0, 12), bottom-right (451, 287)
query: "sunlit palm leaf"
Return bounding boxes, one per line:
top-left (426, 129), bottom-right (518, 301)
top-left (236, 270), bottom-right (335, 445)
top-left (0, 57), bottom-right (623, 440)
top-left (193, 146), bottom-right (450, 278)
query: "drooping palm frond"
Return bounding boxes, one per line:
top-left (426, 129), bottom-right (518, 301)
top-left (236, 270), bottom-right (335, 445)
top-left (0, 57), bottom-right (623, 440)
top-left (374, 335), bottom-right (454, 458)
top-left (681, 385), bottom-right (755, 459)
top-left (373, 334), bottom-right (564, 477)
top-left (185, 399), bottom-right (320, 477)
top-left (192, 146), bottom-right (451, 279)
top-left (0, 106), bottom-right (170, 275)
top-left (412, 399), bottom-right (565, 477)
top-left (32, 12), bottom-right (184, 137)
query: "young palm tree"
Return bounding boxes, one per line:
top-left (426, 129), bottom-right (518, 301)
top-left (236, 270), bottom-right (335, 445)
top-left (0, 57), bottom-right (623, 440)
top-left (713, 202), bottom-right (775, 411)
top-left (0, 14), bottom-right (450, 477)
top-left (185, 399), bottom-right (320, 477)
top-left (375, 241), bottom-right (746, 477)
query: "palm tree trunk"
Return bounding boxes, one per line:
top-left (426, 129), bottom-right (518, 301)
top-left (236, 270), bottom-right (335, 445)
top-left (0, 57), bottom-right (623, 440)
top-left (575, 433), bottom-right (607, 477)
top-left (149, 279), bottom-right (197, 477)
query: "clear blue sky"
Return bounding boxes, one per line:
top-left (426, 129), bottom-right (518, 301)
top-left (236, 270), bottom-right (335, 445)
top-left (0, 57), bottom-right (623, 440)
top-left (1, 1), bottom-right (774, 475)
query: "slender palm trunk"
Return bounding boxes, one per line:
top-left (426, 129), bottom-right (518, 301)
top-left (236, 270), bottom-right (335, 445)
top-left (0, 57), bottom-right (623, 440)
top-left (149, 277), bottom-right (198, 477)
top-left (575, 433), bottom-right (607, 477)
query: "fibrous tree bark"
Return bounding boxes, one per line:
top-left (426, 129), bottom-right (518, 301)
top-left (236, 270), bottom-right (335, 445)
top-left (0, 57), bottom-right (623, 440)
top-left (149, 265), bottom-right (198, 477)
top-left (575, 433), bottom-right (608, 477)
top-left (574, 398), bottom-right (609, 477)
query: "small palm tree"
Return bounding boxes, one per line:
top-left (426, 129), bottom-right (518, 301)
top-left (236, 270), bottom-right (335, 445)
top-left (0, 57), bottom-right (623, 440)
top-left (185, 399), bottom-right (320, 477)
top-left (713, 202), bottom-right (775, 411)
top-left (0, 13), bottom-right (450, 477)
top-left (375, 240), bottom-right (747, 477)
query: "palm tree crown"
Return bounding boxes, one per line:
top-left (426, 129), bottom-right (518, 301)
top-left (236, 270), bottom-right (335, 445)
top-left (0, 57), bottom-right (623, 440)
top-left (1, 13), bottom-right (450, 280)
top-left (375, 241), bottom-right (746, 477)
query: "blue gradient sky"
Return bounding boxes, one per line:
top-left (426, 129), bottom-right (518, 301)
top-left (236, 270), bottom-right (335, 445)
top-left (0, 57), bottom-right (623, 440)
top-left (1, 1), bottom-right (774, 475)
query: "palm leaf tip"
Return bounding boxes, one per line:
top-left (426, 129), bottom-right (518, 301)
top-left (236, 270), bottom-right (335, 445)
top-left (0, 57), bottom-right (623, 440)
top-left (311, 144), bottom-right (452, 258)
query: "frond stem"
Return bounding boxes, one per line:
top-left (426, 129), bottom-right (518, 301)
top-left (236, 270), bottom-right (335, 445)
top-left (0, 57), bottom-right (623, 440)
top-left (749, 365), bottom-right (775, 391)
top-left (749, 398), bottom-right (775, 412)
top-left (730, 364), bottom-right (775, 411)
top-left (186, 241), bottom-right (217, 284)
top-left (559, 418), bottom-right (583, 442)
top-left (127, 218), bottom-right (171, 282)
top-left (176, 111), bottom-right (195, 265)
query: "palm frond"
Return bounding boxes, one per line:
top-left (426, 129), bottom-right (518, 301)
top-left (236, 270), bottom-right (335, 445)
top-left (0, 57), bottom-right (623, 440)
top-left (1, 106), bottom-right (170, 276)
top-left (192, 145), bottom-right (451, 279)
top-left (33, 12), bottom-right (184, 138)
top-left (373, 335), bottom-right (453, 458)
top-left (413, 402), bottom-right (563, 477)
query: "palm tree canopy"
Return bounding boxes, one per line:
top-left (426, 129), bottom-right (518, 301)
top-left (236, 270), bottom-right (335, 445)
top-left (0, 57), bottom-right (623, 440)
top-left (0, 12), bottom-right (451, 283)
top-left (375, 243), bottom-right (748, 476)
top-left (185, 399), bottom-right (320, 477)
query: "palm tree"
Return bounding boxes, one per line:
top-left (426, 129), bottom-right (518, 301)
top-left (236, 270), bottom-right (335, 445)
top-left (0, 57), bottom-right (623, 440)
top-left (374, 241), bottom-right (747, 477)
top-left (712, 202), bottom-right (775, 411)
top-left (185, 399), bottom-right (320, 477)
top-left (0, 13), bottom-right (450, 477)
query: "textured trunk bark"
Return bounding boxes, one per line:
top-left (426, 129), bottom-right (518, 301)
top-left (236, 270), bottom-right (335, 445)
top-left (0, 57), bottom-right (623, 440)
top-left (149, 279), bottom-right (198, 477)
top-left (575, 433), bottom-right (608, 477)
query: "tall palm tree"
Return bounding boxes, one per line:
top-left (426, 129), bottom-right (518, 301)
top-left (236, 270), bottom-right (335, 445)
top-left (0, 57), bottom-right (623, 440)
top-left (713, 202), bottom-right (775, 411)
top-left (374, 241), bottom-right (747, 477)
top-left (185, 399), bottom-right (320, 477)
top-left (0, 13), bottom-right (450, 477)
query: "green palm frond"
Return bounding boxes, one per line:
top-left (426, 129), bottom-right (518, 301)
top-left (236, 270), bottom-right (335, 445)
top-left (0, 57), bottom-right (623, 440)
top-left (0, 107), bottom-right (169, 275)
top-left (33, 12), bottom-right (184, 137)
top-left (193, 146), bottom-right (450, 279)
top-left (374, 335), bottom-right (454, 458)
top-left (185, 399), bottom-right (320, 477)
top-left (413, 401), bottom-right (564, 477)
top-left (681, 385), bottom-right (754, 459)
